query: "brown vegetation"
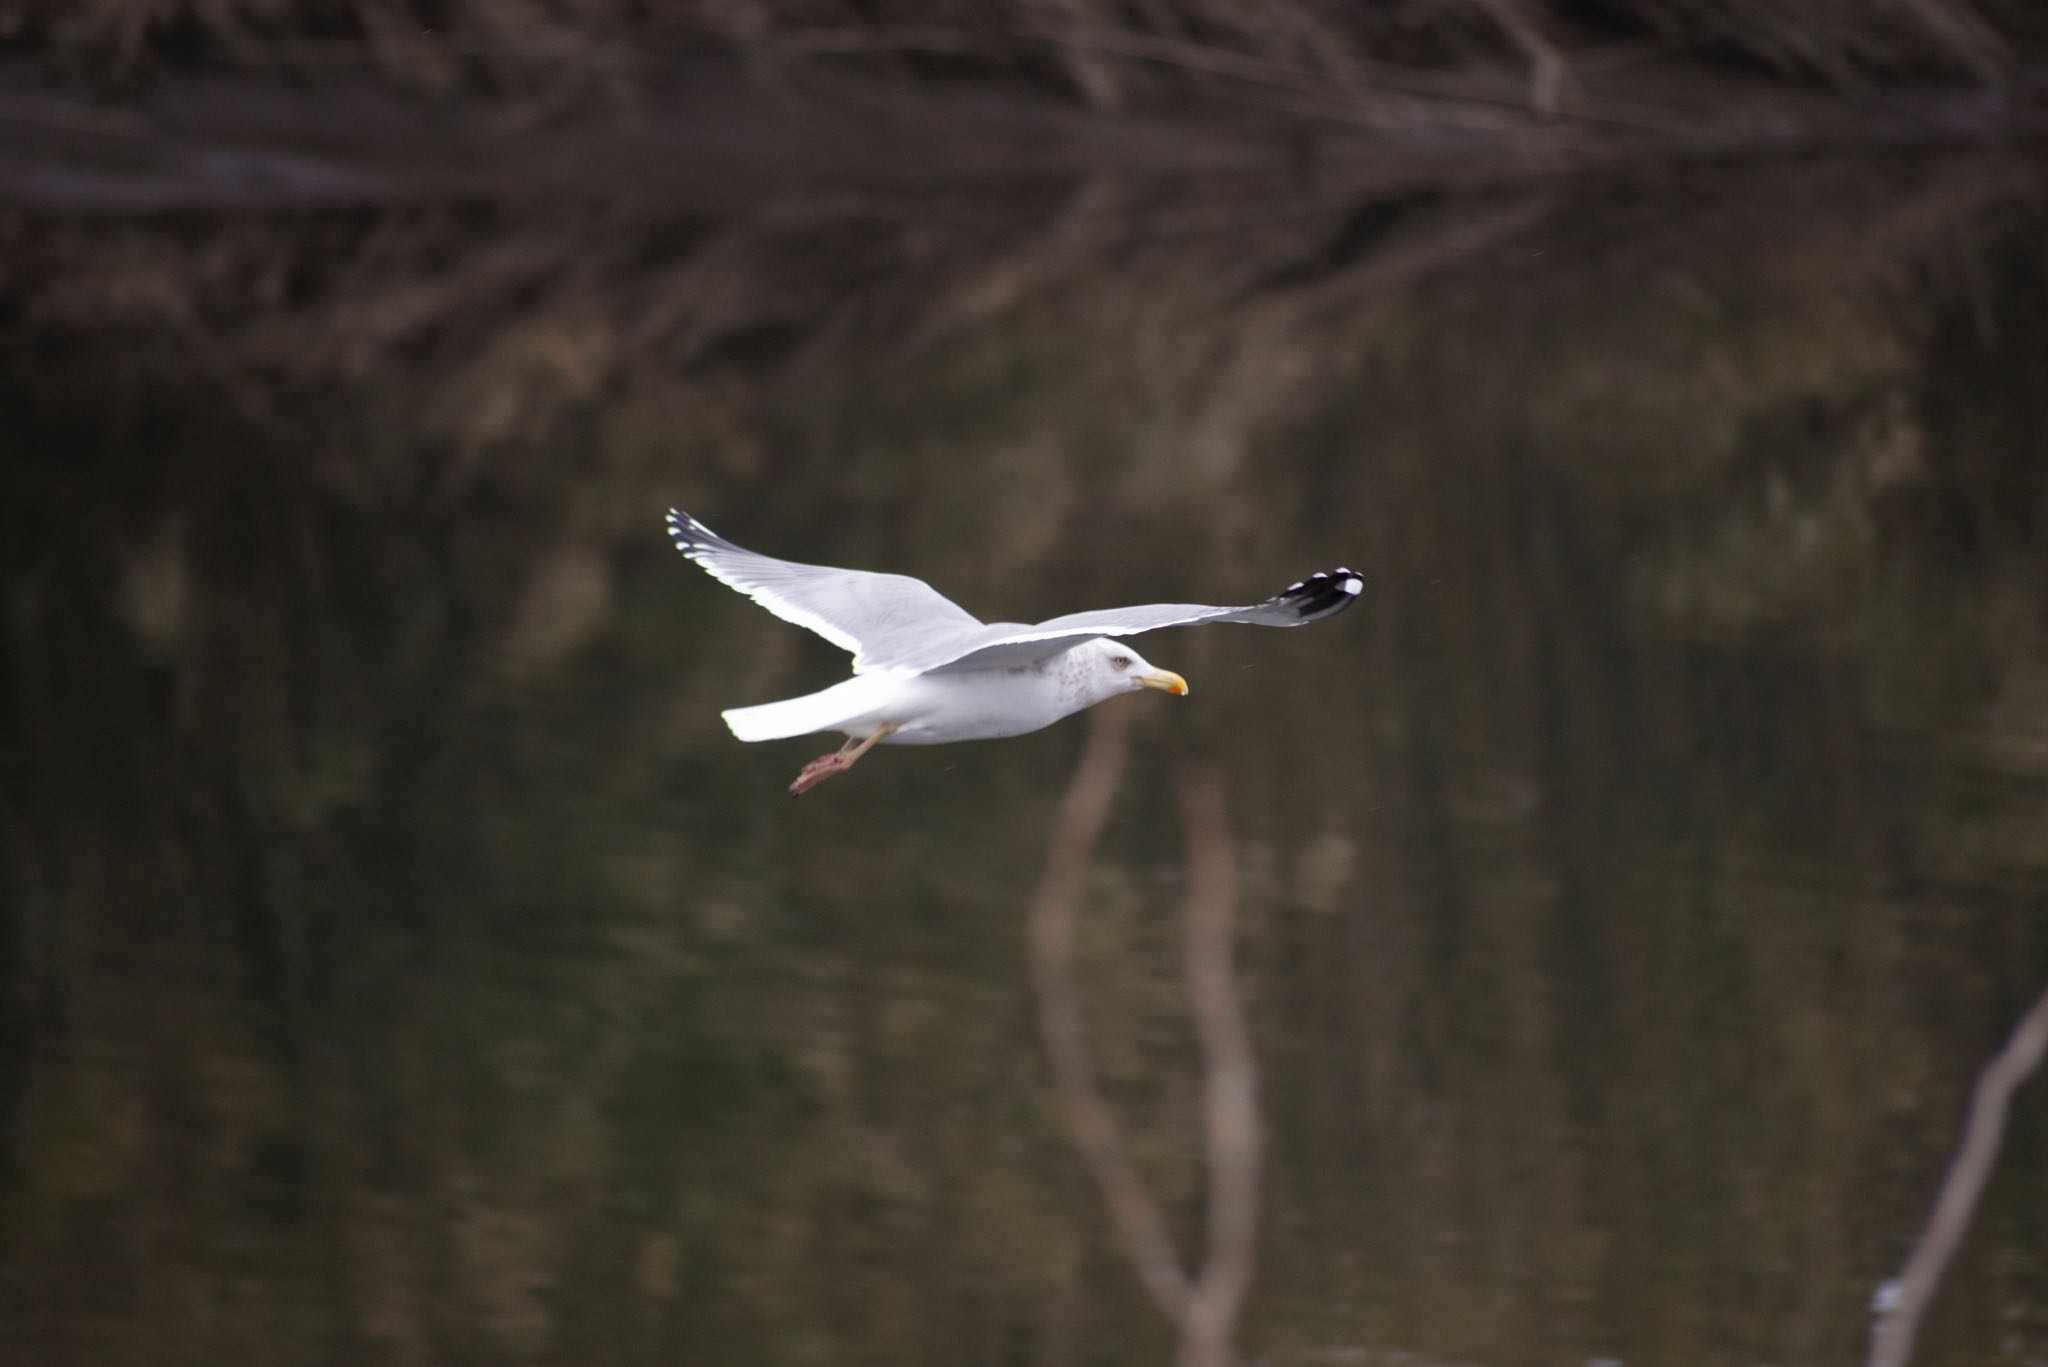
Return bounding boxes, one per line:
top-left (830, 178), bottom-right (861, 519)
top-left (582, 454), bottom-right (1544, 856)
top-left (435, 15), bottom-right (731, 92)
top-left (0, 0), bottom-right (2043, 204)
top-left (13, 0), bottom-right (2045, 101)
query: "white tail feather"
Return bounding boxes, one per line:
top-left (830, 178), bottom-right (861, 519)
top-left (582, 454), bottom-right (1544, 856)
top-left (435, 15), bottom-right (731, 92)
top-left (722, 677), bottom-right (883, 742)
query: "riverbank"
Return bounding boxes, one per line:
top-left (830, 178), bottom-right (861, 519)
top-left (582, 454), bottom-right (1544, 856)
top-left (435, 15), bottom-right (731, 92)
top-left (1, 15), bottom-right (2045, 213)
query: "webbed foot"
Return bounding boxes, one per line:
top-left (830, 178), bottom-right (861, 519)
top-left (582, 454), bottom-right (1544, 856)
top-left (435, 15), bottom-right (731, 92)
top-left (787, 723), bottom-right (898, 796)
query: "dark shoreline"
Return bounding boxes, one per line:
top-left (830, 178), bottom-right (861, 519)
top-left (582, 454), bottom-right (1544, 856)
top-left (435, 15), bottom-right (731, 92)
top-left (1, 49), bottom-right (2044, 214)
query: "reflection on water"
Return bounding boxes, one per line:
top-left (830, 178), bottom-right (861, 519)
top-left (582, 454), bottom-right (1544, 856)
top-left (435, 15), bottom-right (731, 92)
top-left (4, 149), bottom-right (2048, 1367)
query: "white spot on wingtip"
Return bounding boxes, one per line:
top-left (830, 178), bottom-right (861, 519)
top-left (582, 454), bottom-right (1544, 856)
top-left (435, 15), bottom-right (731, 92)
top-left (1341, 577), bottom-right (1362, 594)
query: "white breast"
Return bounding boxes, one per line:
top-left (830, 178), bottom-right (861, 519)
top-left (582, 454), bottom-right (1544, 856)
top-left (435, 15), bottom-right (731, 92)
top-left (868, 666), bottom-right (1082, 744)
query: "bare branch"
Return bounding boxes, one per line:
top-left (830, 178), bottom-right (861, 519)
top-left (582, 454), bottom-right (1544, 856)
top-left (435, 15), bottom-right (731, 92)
top-left (1868, 982), bottom-right (2048, 1367)
top-left (1463, 0), bottom-right (1572, 115)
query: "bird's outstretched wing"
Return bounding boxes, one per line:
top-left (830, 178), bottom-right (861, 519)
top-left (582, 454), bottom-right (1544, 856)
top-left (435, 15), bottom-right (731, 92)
top-left (908, 569), bottom-right (1364, 673)
top-left (667, 510), bottom-right (984, 673)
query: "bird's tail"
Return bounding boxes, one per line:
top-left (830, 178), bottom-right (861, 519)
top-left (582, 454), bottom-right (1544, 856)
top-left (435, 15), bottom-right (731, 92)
top-left (721, 677), bottom-right (880, 742)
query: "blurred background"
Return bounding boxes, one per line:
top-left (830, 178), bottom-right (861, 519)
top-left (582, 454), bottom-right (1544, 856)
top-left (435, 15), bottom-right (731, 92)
top-left (4, 4), bottom-right (2048, 1365)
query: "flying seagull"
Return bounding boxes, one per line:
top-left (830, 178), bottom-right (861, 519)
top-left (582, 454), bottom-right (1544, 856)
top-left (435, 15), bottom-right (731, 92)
top-left (667, 509), bottom-right (1361, 794)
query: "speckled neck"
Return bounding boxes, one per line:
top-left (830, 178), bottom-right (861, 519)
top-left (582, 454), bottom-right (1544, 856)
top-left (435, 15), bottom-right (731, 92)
top-left (1052, 642), bottom-right (1113, 713)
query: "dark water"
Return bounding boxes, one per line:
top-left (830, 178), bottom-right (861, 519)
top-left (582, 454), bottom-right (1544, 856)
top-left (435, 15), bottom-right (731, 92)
top-left (5, 147), bottom-right (2048, 1367)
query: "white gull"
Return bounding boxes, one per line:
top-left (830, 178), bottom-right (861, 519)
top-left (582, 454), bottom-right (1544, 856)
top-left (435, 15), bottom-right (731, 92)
top-left (667, 509), bottom-right (1361, 794)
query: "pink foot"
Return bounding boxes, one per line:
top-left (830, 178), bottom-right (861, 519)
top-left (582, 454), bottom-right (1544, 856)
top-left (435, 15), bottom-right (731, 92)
top-left (789, 752), bottom-right (847, 797)
top-left (785, 723), bottom-right (897, 796)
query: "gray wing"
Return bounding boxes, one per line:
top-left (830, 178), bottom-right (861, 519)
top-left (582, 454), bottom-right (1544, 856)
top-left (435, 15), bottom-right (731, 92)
top-left (667, 510), bottom-right (984, 673)
top-left (912, 567), bottom-right (1364, 673)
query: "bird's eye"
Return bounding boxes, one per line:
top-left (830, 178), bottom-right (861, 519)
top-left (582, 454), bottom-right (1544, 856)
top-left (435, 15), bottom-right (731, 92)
top-left (1111, 654), bottom-right (1132, 668)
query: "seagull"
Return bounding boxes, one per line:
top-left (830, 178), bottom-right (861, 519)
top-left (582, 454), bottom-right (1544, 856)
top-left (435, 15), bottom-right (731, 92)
top-left (667, 509), bottom-right (1361, 794)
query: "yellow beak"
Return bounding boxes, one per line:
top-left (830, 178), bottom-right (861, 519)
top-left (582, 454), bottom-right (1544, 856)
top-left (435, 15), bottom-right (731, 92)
top-left (1138, 668), bottom-right (1189, 697)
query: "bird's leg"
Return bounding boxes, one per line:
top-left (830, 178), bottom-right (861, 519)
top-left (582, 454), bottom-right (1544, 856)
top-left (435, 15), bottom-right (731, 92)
top-left (789, 723), bottom-right (899, 796)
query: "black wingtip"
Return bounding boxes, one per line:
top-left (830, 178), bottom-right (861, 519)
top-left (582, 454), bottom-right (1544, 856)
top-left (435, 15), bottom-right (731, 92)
top-left (665, 508), bottom-right (716, 558)
top-left (1274, 567), bottom-right (1363, 622)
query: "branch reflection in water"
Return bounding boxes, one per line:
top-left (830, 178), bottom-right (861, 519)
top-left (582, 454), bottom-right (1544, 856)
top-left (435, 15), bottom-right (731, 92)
top-left (1868, 983), bottom-right (2048, 1367)
top-left (1027, 699), bottom-right (1261, 1367)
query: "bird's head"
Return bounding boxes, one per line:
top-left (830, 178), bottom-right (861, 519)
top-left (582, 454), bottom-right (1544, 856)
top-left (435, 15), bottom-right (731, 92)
top-left (1086, 638), bottom-right (1188, 699)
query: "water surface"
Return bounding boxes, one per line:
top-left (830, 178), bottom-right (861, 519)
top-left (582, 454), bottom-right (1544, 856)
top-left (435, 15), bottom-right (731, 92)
top-left (4, 148), bottom-right (2048, 1366)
